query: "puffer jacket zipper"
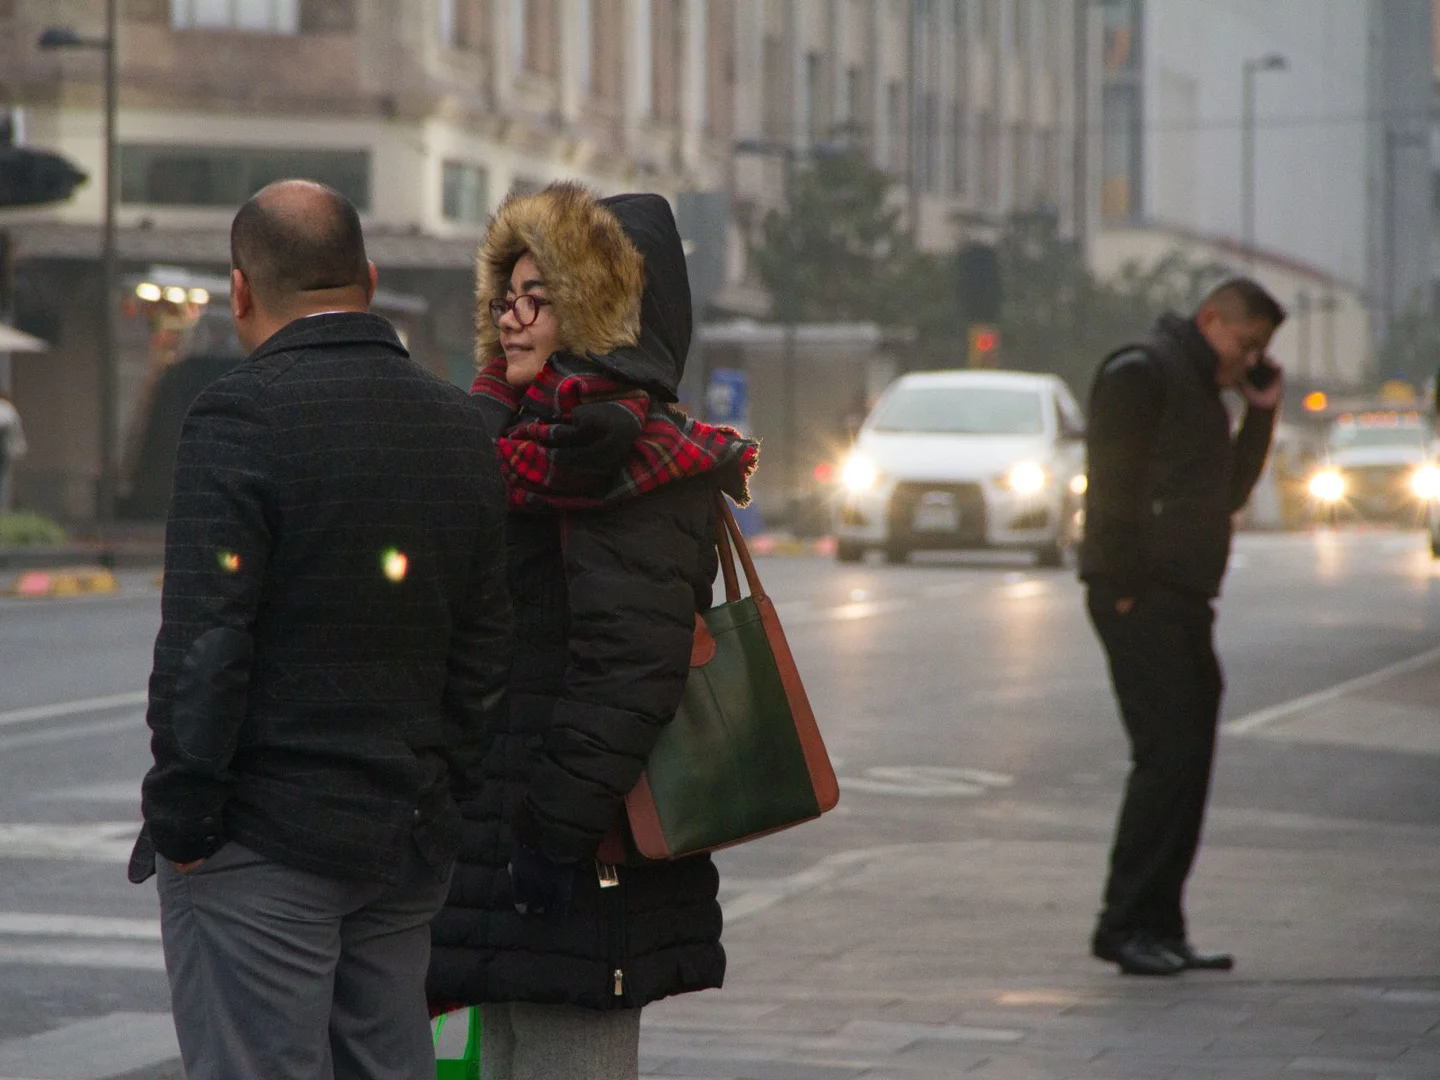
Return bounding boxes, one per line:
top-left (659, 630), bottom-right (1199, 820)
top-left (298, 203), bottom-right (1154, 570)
top-left (596, 860), bottom-right (629, 1005)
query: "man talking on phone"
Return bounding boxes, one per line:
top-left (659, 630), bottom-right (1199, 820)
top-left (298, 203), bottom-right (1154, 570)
top-left (1080, 277), bottom-right (1286, 976)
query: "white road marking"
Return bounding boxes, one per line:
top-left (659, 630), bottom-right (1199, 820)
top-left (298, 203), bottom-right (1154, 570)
top-left (0, 914), bottom-right (159, 941)
top-left (31, 783), bottom-right (139, 804)
top-left (0, 692), bottom-right (146, 731)
top-left (0, 942), bottom-right (165, 973)
top-left (0, 716), bottom-right (139, 754)
top-left (840, 765), bottom-right (1015, 798)
top-left (0, 823), bottom-right (138, 863)
top-left (1222, 642), bottom-right (1440, 735)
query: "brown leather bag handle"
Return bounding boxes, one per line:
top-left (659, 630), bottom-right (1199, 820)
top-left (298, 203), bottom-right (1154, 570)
top-left (714, 493), bottom-right (742, 604)
top-left (712, 491), bottom-right (765, 604)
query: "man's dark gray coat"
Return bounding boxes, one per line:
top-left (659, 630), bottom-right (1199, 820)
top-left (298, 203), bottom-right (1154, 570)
top-left (131, 312), bottom-right (511, 886)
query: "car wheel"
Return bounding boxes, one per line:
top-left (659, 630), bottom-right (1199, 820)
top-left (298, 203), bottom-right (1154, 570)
top-left (1033, 541), bottom-right (1065, 568)
top-left (883, 540), bottom-right (910, 565)
top-left (1430, 534), bottom-right (1440, 559)
top-left (836, 539), bottom-right (865, 564)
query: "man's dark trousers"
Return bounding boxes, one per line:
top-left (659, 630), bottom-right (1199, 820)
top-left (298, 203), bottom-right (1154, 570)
top-left (1087, 583), bottom-right (1223, 943)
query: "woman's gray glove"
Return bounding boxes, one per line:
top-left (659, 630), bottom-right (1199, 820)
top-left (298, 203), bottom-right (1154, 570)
top-left (508, 842), bottom-right (576, 917)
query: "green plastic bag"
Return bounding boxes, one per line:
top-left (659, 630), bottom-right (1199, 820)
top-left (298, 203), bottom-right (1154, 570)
top-left (433, 1007), bottom-right (481, 1080)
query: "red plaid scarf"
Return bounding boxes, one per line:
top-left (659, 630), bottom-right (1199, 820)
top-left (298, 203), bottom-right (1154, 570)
top-left (472, 355), bottom-right (757, 512)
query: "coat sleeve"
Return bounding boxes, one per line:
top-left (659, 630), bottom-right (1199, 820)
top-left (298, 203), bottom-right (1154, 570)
top-left (440, 445), bottom-right (514, 796)
top-left (513, 489), bottom-right (709, 864)
top-left (140, 371), bottom-right (276, 864)
top-left (1083, 350), bottom-right (1165, 598)
top-left (1229, 405), bottom-right (1277, 512)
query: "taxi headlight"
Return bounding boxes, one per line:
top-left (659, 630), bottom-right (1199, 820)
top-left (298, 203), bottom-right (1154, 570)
top-left (1005, 462), bottom-right (1048, 496)
top-left (1308, 468), bottom-right (1346, 503)
top-left (1068, 473), bottom-right (1088, 497)
top-left (841, 454), bottom-right (882, 494)
top-left (1412, 465), bottom-right (1440, 500)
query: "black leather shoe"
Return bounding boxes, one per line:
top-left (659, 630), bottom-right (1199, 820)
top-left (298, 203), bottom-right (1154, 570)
top-left (1091, 931), bottom-right (1185, 976)
top-left (1160, 940), bottom-right (1235, 971)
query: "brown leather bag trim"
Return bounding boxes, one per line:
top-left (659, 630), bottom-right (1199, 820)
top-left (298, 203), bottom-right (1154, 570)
top-left (624, 772), bottom-right (668, 858)
top-left (690, 613), bottom-right (717, 667)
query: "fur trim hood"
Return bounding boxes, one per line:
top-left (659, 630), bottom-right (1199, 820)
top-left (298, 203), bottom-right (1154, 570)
top-left (475, 183), bottom-right (693, 402)
top-left (475, 182), bottom-right (645, 369)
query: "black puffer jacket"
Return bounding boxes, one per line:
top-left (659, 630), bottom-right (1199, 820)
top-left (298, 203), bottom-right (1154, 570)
top-left (428, 188), bottom-right (732, 1010)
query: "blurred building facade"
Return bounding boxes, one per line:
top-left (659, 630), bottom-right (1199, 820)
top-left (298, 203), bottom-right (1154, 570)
top-left (1087, 0), bottom-right (1435, 382)
top-left (0, 0), bottom-right (733, 522)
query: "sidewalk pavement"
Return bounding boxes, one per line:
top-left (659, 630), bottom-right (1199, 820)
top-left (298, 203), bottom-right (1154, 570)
top-left (633, 652), bottom-right (1440, 1079)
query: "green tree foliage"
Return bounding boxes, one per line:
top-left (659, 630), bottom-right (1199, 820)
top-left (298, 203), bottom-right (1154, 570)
top-left (750, 148), bottom-right (916, 326)
top-left (751, 152), bottom-right (1233, 393)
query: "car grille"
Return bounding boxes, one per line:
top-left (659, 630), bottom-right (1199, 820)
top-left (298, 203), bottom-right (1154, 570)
top-left (889, 482), bottom-right (987, 547)
top-left (1344, 464), bottom-right (1426, 522)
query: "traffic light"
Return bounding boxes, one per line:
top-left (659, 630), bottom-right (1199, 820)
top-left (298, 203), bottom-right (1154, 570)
top-left (956, 242), bottom-right (1001, 324)
top-left (968, 324), bottom-right (1000, 368)
top-left (0, 145), bottom-right (88, 208)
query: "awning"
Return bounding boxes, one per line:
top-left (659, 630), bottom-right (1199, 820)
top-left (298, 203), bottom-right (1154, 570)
top-left (0, 323), bottom-right (48, 353)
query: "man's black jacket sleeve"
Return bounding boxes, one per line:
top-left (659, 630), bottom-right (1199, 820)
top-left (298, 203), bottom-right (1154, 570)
top-left (141, 371), bottom-right (274, 864)
top-left (1230, 405), bottom-right (1278, 512)
top-left (1084, 351), bottom-right (1164, 597)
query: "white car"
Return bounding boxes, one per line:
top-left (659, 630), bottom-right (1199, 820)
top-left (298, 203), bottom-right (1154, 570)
top-left (835, 370), bottom-right (1087, 566)
top-left (1303, 412), bottom-right (1440, 536)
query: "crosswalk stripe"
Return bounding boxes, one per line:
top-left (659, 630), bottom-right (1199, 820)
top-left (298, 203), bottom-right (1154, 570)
top-left (0, 693), bottom-right (147, 730)
top-left (0, 914), bottom-right (159, 940)
top-left (0, 823), bottom-right (137, 863)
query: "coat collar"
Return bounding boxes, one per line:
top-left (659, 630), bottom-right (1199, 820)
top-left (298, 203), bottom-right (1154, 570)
top-left (1155, 312), bottom-right (1221, 389)
top-left (248, 311), bottom-right (408, 364)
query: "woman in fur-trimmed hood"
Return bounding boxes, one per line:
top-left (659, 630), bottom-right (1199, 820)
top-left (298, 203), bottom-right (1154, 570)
top-left (428, 182), bottom-right (756, 1079)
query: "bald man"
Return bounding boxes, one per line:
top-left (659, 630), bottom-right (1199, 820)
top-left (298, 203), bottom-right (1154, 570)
top-left (130, 181), bottom-right (512, 1079)
top-left (1080, 278), bottom-right (1286, 976)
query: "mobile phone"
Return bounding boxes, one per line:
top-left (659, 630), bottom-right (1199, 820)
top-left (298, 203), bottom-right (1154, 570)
top-left (1246, 358), bottom-right (1280, 391)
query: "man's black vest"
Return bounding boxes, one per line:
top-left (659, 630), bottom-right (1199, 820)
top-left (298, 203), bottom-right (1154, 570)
top-left (1082, 315), bottom-right (1237, 598)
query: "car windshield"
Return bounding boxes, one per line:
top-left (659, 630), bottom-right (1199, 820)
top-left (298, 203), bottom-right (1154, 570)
top-left (870, 387), bottom-right (1045, 436)
top-left (1328, 424), bottom-right (1428, 450)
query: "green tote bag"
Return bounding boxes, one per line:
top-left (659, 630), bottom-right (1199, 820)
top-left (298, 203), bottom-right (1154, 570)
top-left (601, 493), bottom-right (840, 863)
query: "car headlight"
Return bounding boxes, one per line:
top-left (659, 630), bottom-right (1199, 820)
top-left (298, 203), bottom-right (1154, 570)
top-left (1004, 462), bottom-right (1048, 496)
top-left (841, 454), bottom-right (882, 494)
top-left (1308, 468), bottom-right (1346, 503)
top-left (1069, 473), bottom-right (1088, 497)
top-left (1412, 465), bottom-right (1440, 500)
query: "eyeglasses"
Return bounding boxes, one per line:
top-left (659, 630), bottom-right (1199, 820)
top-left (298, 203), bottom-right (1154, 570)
top-left (488, 294), bottom-right (552, 329)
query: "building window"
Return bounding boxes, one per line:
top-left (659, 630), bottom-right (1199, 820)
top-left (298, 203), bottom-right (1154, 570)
top-left (762, 34), bottom-right (786, 138)
top-left (843, 64), bottom-right (864, 130)
top-left (577, 0), bottom-right (593, 93)
top-left (805, 53), bottom-right (825, 141)
top-left (652, 0), bottom-right (684, 124)
top-left (442, 161), bottom-right (488, 224)
top-left (592, 0), bottom-right (622, 103)
top-left (978, 110), bottom-right (998, 207)
top-left (171, 0), bottom-right (300, 33)
top-left (120, 145), bottom-right (370, 209)
top-left (886, 81), bottom-right (905, 175)
top-left (522, 0), bottom-right (557, 76)
top-left (950, 104), bottom-right (966, 196)
top-left (635, 0), bottom-right (654, 116)
top-left (439, 0), bottom-right (485, 49)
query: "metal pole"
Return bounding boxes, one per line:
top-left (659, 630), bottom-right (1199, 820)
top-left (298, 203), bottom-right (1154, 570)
top-left (781, 146), bottom-right (798, 527)
top-left (1241, 60), bottom-right (1255, 266)
top-left (1384, 125), bottom-right (1397, 331)
top-left (98, 0), bottom-right (118, 526)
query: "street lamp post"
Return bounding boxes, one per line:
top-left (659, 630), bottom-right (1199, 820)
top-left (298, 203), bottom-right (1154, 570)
top-left (1241, 52), bottom-right (1287, 267)
top-left (39, 0), bottom-right (119, 526)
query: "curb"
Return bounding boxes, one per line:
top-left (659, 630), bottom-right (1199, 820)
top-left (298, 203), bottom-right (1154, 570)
top-left (749, 535), bottom-right (837, 557)
top-left (5, 566), bottom-right (121, 598)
